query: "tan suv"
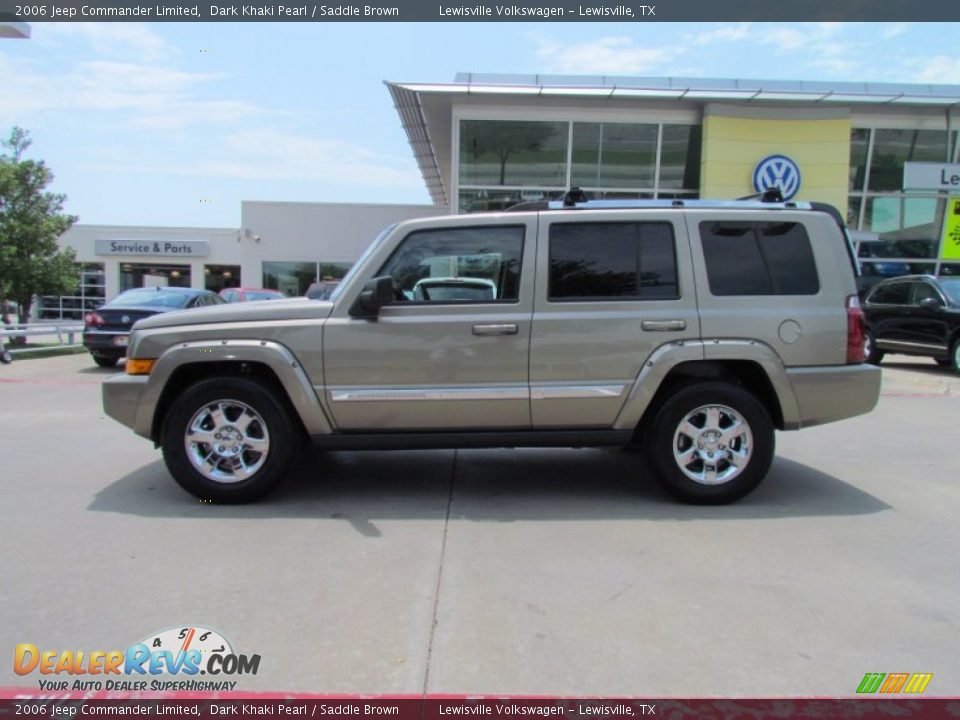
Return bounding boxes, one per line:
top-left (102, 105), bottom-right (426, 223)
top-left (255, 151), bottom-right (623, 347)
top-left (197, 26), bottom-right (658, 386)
top-left (103, 195), bottom-right (881, 504)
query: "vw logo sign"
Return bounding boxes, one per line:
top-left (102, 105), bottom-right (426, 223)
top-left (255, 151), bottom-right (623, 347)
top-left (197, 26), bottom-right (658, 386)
top-left (121, 315), bottom-right (131, 324)
top-left (753, 155), bottom-right (801, 200)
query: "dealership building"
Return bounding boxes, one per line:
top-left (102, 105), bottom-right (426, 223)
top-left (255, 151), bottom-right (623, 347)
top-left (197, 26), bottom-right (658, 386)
top-left (48, 72), bottom-right (960, 319)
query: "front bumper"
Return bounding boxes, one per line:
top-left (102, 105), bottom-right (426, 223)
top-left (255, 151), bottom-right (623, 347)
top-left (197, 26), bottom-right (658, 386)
top-left (103, 373), bottom-right (151, 438)
top-left (785, 363), bottom-right (882, 429)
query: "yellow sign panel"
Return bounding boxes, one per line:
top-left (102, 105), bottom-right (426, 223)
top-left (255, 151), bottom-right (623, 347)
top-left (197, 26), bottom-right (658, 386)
top-left (941, 197), bottom-right (960, 260)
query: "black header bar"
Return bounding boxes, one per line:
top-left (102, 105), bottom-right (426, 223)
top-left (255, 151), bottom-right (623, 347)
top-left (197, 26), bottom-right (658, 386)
top-left (2, 0), bottom-right (960, 22)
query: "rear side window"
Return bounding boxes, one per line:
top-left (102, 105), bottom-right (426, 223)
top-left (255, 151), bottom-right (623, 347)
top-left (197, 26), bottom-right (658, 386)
top-left (868, 282), bottom-right (911, 305)
top-left (700, 221), bottom-right (820, 296)
top-left (549, 222), bottom-right (679, 301)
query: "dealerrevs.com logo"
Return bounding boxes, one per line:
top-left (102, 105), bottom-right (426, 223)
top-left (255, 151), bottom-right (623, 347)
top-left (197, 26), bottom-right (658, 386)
top-left (14, 626), bottom-right (261, 692)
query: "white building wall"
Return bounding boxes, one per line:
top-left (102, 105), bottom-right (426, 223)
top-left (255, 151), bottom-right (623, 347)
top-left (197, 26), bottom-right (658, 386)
top-left (239, 201), bottom-right (447, 287)
top-left (55, 202), bottom-right (448, 313)
top-left (58, 224), bottom-right (239, 300)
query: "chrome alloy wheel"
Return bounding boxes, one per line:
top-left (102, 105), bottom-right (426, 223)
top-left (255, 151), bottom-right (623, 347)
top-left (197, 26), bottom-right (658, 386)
top-left (184, 400), bottom-right (270, 484)
top-left (672, 404), bottom-right (753, 485)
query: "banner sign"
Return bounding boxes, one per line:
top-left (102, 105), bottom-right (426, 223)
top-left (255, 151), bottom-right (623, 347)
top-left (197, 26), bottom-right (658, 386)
top-left (904, 162), bottom-right (960, 192)
top-left (940, 196), bottom-right (960, 260)
top-left (95, 239), bottom-right (210, 258)
top-left (3, 0), bottom-right (960, 21)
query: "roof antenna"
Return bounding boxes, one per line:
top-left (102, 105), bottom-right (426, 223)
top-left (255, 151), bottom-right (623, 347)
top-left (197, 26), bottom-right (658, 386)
top-left (562, 187), bottom-right (588, 207)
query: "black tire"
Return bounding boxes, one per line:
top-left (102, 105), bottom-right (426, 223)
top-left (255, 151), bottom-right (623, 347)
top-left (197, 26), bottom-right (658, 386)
top-left (865, 330), bottom-right (884, 365)
top-left (951, 339), bottom-right (960, 374)
top-left (92, 354), bottom-right (119, 368)
top-left (0, 350), bottom-right (11, 365)
top-left (644, 382), bottom-right (775, 504)
top-left (161, 377), bottom-right (299, 503)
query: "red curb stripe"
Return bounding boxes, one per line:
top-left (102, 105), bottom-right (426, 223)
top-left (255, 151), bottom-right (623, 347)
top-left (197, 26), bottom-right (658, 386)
top-left (0, 378), bottom-right (103, 385)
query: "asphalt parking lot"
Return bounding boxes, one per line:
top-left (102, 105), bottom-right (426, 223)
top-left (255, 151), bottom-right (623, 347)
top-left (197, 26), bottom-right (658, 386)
top-left (1, 352), bottom-right (958, 697)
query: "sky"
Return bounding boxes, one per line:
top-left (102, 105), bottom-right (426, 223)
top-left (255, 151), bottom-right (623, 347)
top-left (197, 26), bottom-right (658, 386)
top-left (1, 21), bottom-right (959, 228)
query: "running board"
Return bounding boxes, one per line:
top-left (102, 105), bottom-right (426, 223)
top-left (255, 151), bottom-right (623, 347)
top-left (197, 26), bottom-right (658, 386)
top-left (309, 429), bottom-right (634, 451)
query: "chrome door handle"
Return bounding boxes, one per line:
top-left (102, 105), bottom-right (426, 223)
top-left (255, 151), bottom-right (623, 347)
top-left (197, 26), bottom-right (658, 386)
top-left (472, 323), bottom-right (519, 336)
top-left (641, 320), bottom-right (687, 331)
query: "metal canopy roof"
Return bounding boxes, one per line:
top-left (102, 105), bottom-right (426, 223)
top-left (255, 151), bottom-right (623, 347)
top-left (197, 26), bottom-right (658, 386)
top-left (387, 73), bottom-right (960, 207)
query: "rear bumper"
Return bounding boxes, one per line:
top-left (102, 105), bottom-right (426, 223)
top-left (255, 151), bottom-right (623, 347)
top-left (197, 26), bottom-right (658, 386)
top-left (785, 363), bottom-right (881, 429)
top-left (84, 331), bottom-right (128, 356)
top-left (103, 374), bottom-right (151, 438)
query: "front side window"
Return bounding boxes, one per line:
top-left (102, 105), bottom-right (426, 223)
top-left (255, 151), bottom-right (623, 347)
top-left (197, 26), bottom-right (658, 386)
top-left (376, 226), bottom-right (524, 304)
top-left (912, 283), bottom-right (943, 306)
top-left (548, 222), bottom-right (678, 301)
top-left (700, 221), bottom-right (820, 296)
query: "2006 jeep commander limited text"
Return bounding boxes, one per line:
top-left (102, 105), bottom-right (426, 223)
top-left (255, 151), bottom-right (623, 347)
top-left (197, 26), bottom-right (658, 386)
top-left (103, 194), bottom-right (881, 504)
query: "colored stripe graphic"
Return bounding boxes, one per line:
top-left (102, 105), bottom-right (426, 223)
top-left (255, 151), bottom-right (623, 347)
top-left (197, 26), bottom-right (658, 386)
top-left (857, 673), bottom-right (885, 694)
top-left (904, 673), bottom-right (934, 694)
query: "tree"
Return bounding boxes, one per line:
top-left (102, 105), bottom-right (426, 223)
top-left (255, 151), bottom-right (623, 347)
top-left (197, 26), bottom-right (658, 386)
top-left (0, 127), bottom-right (79, 325)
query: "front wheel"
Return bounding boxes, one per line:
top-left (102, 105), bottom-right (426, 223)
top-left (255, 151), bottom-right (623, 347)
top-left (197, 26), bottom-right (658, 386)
top-left (952, 340), bottom-right (960, 374)
top-left (644, 382), bottom-right (774, 504)
top-left (161, 377), bottom-right (299, 503)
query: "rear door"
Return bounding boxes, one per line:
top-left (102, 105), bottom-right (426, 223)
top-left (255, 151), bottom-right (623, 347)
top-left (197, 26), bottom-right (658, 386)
top-left (529, 210), bottom-right (700, 428)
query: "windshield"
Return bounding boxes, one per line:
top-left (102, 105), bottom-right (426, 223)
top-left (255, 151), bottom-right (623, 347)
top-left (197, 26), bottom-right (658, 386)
top-left (939, 278), bottom-right (960, 305)
top-left (107, 289), bottom-right (192, 309)
top-left (327, 224), bottom-right (397, 303)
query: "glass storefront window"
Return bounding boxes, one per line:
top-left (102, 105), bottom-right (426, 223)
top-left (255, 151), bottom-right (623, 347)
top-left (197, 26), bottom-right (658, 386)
top-left (458, 188), bottom-right (554, 213)
top-left (38, 262), bottom-right (105, 320)
top-left (262, 261), bottom-right (352, 297)
top-left (868, 129), bottom-right (953, 192)
top-left (120, 263), bottom-right (190, 292)
top-left (459, 120), bottom-right (568, 187)
top-left (849, 128), bottom-right (870, 192)
top-left (860, 196), bottom-right (943, 259)
top-left (205, 265), bottom-right (241, 293)
top-left (571, 122), bottom-right (657, 189)
top-left (860, 260), bottom-right (936, 281)
top-left (659, 124), bottom-right (702, 191)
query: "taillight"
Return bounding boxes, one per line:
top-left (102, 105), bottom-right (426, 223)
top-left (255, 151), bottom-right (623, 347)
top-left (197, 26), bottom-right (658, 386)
top-left (846, 294), bottom-right (866, 364)
top-left (84, 312), bottom-right (104, 328)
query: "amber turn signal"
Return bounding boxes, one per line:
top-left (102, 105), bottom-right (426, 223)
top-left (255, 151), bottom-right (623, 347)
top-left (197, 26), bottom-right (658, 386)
top-left (126, 358), bottom-right (156, 375)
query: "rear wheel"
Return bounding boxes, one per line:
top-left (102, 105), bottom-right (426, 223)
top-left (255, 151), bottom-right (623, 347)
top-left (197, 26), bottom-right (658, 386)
top-left (645, 382), bottom-right (774, 504)
top-left (952, 340), bottom-right (960, 374)
top-left (161, 377), bottom-right (298, 503)
top-left (92, 354), bottom-right (118, 368)
top-left (865, 331), bottom-right (884, 365)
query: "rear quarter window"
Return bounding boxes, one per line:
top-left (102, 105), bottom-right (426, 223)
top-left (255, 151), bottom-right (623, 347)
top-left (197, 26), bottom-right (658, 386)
top-left (699, 221), bottom-right (820, 296)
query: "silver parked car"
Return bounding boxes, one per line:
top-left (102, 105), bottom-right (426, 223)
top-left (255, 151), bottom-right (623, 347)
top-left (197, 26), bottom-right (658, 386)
top-left (103, 194), bottom-right (880, 504)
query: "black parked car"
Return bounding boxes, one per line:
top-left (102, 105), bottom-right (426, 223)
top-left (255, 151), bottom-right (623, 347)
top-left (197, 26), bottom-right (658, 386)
top-left (862, 275), bottom-right (960, 372)
top-left (84, 287), bottom-right (225, 367)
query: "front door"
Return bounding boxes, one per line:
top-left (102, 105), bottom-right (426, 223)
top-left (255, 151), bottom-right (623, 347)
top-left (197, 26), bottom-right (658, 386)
top-left (323, 221), bottom-right (536, 431)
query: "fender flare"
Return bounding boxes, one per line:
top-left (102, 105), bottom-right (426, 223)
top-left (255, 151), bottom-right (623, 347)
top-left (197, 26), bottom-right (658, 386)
top-left (613, 339), bottom-right (802, 431)
top-left (133, 339), bottom-right (334, 439)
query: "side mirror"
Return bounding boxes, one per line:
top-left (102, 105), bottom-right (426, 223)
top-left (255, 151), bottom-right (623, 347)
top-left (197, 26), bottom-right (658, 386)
top-left (349, 276), bottom-right (395, 318)
top-left (919, 296), bottom-right (941, 310)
